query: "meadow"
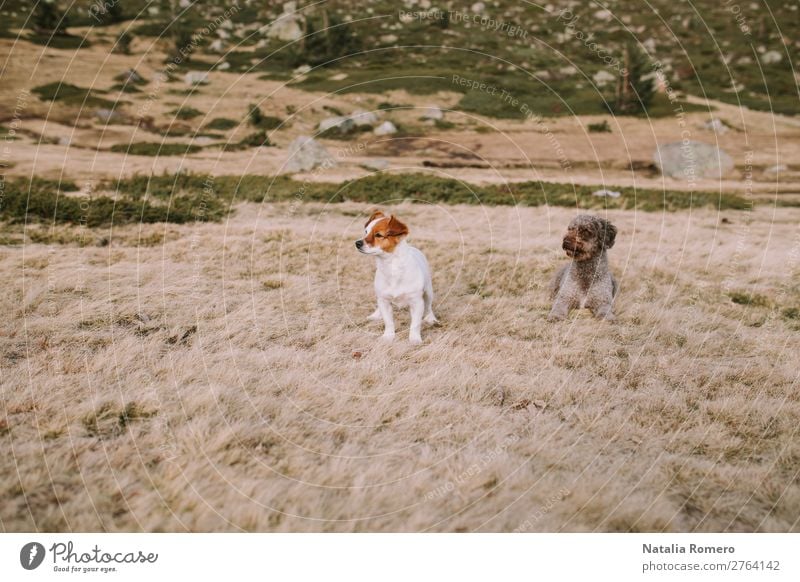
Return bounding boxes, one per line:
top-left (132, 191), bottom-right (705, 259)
top-left (2, 200), bottom-right (799, 532)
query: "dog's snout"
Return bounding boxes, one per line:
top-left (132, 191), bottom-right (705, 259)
top-left (562, 237), bottom-right (577, 250)
top-left (355, 239), bottom-right (364, 249)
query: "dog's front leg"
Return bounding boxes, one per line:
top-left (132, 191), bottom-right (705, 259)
top-left (592, 301), bottom-right (616, 321)
top-left (377, 297), bottom-right (395, 341)
top-left (409, 294), bottom-right (424, 345)
top-left (548, 293), bottom-right (571, 321)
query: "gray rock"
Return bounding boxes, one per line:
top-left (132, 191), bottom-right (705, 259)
top-left (654, 141), bottom-right (734, 180)
top-left (94, 108), bottom-right (121, 123)
top-left (763, 164), bottom-right (787, 176)
top-left (421, 106), bottom-right (443, 120)
top-left (702, 118), bottom-right (729, 134)
top-left (593, 70), bottom-right (616, 88)
top-left (184, 71), bottom-right (209, 86)
top-left (760, 50), bottom-right (782, 65)
top-left (284, 137), bottom-right (336, 173)
top-left (318, 116), bottom-right (355, 135)
top-left (265, 2), bottom-right (303, 42)
top-left (349, 110), bottom-right (379, 127)
top-left (121, 69), bottom-right (144, 84)
top-left (592, 189), bottom-right (621, 198)
top-left (361, 159), bottom-right (390, 171)
top-left (373, 121), bottom-right (398, 135)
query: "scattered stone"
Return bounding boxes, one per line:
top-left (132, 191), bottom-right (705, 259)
top-left (265, 2), bottom-right (304, 42)
top-left (421, 106), bottom-right (443, 120)
top-left (121, 68), bottom-right (144, 84)
top-left (208, 39), bottom-right (225, 53)
top-left (760, 50), bottom-right (783, 65)
top-left (654, 141), bottom-right (735, 180)
top-left (329, 72), bottom-right (348, 81)
top-left (702, 118), bottom-right (729, 134)
top-left (284, 136), bottom-right (335, 173)
top-left (94, 108), bottom-right (121, 123)
top-left (471, 2), bottom-right (486, 13)
top-left (592, 189), bottom-right (621, 198)
top-left (594, 9), bottom-right (612, 21)
top-left (318, 116), bottom-right (355, 135)
top-left (593, 70), bottom-right (616, 88)
top-left (373, 121), bottom-right (398, 135)
top-left (217, 61), bottom-right (231, 71)
top-left (293, 64), bottom-right (312, 76)
top-left (379, 34), bottom-right (398, 44)
top-left (763, 164), bottom-right (787, 177)
top-left (184, 71), bottom-right (209, 86)
top-left (349, 110), bottom-right (379, 127)
top-left (360, 159), bottom-right (390, 171)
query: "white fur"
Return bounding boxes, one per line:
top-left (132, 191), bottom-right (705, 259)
top-left (357, 225), bottom-right (436, 344)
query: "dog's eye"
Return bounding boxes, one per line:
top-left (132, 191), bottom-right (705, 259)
top-left (375, 233), bottom-right (384, 238)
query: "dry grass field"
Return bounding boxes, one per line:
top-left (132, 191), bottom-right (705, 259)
top-left (2, 201), bottom-right (799, 532)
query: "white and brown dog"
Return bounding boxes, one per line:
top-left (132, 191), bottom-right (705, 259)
top-left (355, 210), bottom-right (437, 344)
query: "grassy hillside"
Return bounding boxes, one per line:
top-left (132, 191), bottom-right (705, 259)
top-left (2, 0), bottom-right (796, 116)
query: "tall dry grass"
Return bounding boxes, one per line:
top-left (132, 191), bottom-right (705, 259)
top-left (2, 202), bottom-right (799, 532)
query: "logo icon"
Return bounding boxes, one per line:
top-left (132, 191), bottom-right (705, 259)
top-left (20, 542), bottom-right (45, 570)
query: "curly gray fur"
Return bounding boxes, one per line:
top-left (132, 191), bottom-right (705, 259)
top-left (548, 214), bottom-right (618, 321)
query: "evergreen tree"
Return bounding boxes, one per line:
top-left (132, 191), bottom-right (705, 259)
top-left (613, 43), bottom-right (656, 115)
top-left (33, 0), bottom-right (69, 35)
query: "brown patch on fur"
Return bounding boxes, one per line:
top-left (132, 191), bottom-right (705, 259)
top-left (364, 210), bottom-right (386, 228)
top-left (364, 215), bottom-right (409, 253)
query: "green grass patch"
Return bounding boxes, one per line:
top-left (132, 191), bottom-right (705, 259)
top-left (588, 120), bottom-right (612, 133)
top-left (0, 177), bottom-right (224, 227)
top-left (204, 117), bottom-right (238, 131)
top-left (32, 82), bottom-right (117, 108)
top-left (25, 33), bottom-right (89, 50)
top-left (108, 172), bottom-right (750, 212)
top-left (729, 291), bottom-right (772, 307)
top-left (170, 106), bottom-right (203, 120)
top-left (110, 143), bottom-right (202, 156)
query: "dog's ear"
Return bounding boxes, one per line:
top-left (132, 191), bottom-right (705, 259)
top-left (601, 220), bottom-right (617, 249)
top-left (386, 215), bottom-right (409, 237)
top-left (364, 210), bottom-right (385, 228)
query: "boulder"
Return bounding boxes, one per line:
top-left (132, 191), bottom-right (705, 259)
top-left (349, 110), bottom-right (379, 127)
top-left (421, 106), bottom-right (443, 120)
top-left (373, 121), bottom-right (398, 135)
top-left (654, 141), bottom-right (734, 180)
top-left (318, 116), bottom-right (355, 135)
top-left (361, 159), bottom-right (390, 171)
top-left (702, 118), bottom-right (729, 134)
top-left (593, 70), bottom-right (616, 88)
top-left (184, 71), bottom-right (209, 86)
top-left (265, 2), bottom-right (304, 42)
top-left (284, 137), bottom-right (335, 173)
top-left (592, 189), bottom-right (621, 198)
top-left (760, 50), bottom-right (782, 65)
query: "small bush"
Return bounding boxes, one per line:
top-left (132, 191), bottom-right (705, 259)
top-left (588, 120), bottom-right (611, 133)
top-left (248, 104), bottom-right (283, 129)
top-left (729, 291), bottom-right (771, 307)
top-left (204, 118), bottom-right (238, 130)
top-left (171, 106), bottom-right (203, 120)
top-left (32, 82), bottom-right (115, 107)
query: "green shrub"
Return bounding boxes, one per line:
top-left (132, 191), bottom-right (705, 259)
top-left (248, 104), bottom-right (283, 129)
top-left (204, 117), bottom-right (238, 130)
top-left (171, 106), bottom-right (203, 120)
top-left (0, 177), bottom-right (224, 226)
top-left (588, 120), bottom-right (611, 133)
top-left (32, 82), bottom-right (115, 107)
top-left (729, 292), bottom-right (771, 307)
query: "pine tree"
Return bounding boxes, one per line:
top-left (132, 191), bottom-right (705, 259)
top-left (613, 43), bottom-right (656, 115)
top-left (33, 0), bottom-right (69, 35)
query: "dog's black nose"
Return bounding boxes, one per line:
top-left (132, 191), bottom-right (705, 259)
top-left (355, 240), bottom-right (364, 249)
